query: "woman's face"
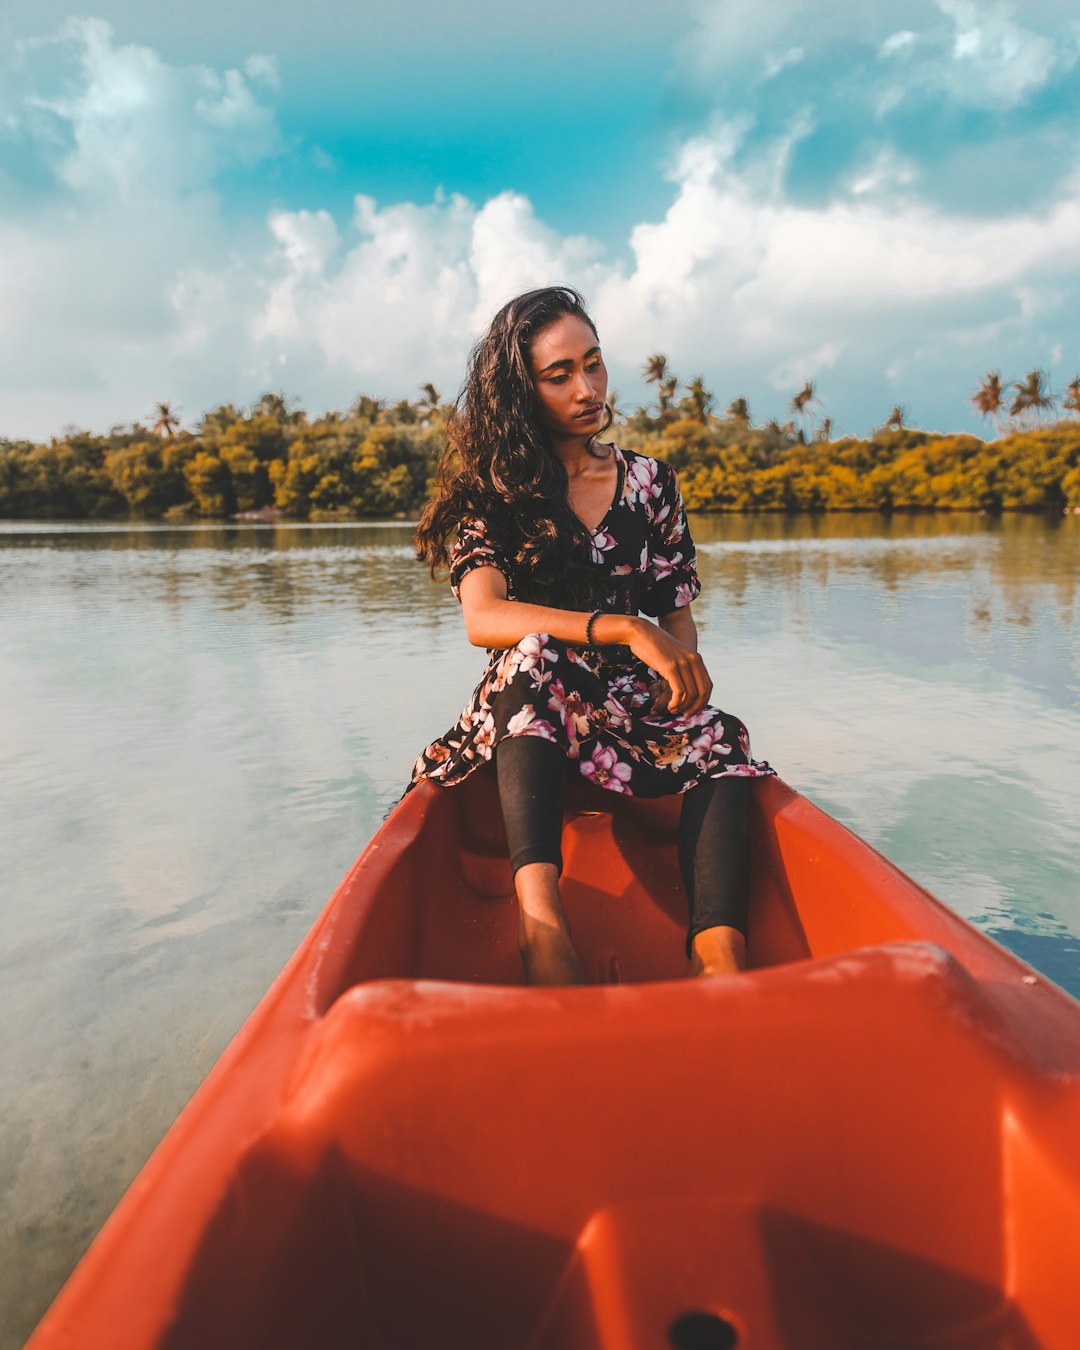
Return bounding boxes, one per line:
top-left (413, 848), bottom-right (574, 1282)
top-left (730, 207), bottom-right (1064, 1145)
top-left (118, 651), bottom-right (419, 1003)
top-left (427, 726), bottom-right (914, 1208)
top-left (527, 313), bottom-right (608, 440)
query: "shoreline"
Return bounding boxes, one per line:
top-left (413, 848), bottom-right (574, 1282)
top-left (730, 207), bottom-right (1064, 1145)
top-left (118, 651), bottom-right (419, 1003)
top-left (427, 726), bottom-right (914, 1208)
top-left (3, 504), bottom-right (1080, 526)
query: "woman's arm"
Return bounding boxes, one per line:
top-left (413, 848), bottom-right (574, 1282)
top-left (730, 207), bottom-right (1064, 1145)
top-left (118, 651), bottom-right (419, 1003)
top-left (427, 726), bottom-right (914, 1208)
top-left (458, 566), bottom-right (713, 715)
top-left (658, 604), bottom-right (697, 653)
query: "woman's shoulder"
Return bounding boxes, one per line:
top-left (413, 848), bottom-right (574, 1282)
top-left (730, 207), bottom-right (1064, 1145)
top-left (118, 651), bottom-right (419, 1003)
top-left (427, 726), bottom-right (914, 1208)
top-left (606, 442), bottom-right (679, 505)
top-left (608, 441), bottom-right (676, 475)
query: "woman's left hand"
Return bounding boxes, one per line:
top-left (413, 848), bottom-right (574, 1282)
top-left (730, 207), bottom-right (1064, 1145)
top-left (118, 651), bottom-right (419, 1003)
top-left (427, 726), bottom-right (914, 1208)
top-left (647, 678), bottom-right (673, 714)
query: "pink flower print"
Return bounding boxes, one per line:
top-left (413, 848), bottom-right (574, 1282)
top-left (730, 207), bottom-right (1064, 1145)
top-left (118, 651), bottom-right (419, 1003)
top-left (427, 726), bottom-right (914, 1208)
top-left (625, 455), bottom-right (658, 503)
top-left (506, 706), bottom-right (557, 740)
top-left (738, 722), bottom-right (750, 756)
top-left (548, 679), bottom-right (593, 745)
top-left (591, 527), bottom-right (618, 555)
top-left (516, 632), bottom-right (558, 673)
top-left (490, 658), bottom-right (514, 693)
top-left (580, 744), bottom-right (633, 792)
top-left (683, 706), bottom-right (717, 730)
top-left (675, 581), bottom-right (695, 608)
top-left (651, 550), bottom-right (684, 580)
top-left (687, 722), bottom-right (732, 765)
top-left (602, 693), bottom-right (632, 732)
top-left (608, 671), bottom-right (645, 706)
top-left (658, 494), bottom-right (688, 545)
top-left (473, 713), bottom-right (497, 754)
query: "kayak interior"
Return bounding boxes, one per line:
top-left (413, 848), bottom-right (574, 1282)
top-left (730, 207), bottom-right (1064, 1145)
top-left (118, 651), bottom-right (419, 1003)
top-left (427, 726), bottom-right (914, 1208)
top-left (26, 770), bottom-right (1080, 1349)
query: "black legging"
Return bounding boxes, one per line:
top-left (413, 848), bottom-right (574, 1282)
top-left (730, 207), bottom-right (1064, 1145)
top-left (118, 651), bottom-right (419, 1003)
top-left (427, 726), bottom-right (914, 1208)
top-left (495, 734), bottom-right (750, 957)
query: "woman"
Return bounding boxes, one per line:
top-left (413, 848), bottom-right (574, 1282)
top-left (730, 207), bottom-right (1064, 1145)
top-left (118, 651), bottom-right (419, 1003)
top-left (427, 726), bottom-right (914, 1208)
top-left (410, 286), bottom-right (774, 985)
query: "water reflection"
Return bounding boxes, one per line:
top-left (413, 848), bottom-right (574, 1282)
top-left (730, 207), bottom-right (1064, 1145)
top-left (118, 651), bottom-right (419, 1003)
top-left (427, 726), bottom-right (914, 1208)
top-left (0, 513), bottom-right (1078, 1348)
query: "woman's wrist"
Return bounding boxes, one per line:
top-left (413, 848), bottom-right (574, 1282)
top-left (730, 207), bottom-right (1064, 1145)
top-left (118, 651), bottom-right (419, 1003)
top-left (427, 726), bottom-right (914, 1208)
top-left (589, 612), bottom-right (639, 646)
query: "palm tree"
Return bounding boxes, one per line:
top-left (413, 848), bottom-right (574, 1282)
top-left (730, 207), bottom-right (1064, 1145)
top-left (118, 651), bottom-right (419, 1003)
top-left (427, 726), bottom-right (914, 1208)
top-left (642, 353), bottom-right (668, 386)
top-left (197, 403), bottom-right (239, 435)
top-left (152, 401), bottom-right (180, 438)
top-left (350, 395), bottom-right (386, 421)
top-left (253, 391), bottom-right (304, 425)
top-left (816, 416), bottom-right (833, 442)
top-left (683, 376), bottom-right (715, 424)
top-left (1062, 376), bottom-right (1080, 419)
top-left (1009, 369), bottom-right (1056, 429)
top-left (789, 380), bottom-right (817, 440)
top-left (417, 383), bottom-right (441, 415)
top-left (970, 371), bottom-right (1007, 437)
top-left (725, 396), bottom-right (752, 429)
top-left (642, 354), bottom-right (675, 416)
top-left (885, 406), bottom-right (907, 431)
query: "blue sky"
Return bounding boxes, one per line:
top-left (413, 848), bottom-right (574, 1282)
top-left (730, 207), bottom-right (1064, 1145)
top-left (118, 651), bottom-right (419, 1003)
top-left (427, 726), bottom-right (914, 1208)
top-left (2, 0), bottom-right (1079, 439)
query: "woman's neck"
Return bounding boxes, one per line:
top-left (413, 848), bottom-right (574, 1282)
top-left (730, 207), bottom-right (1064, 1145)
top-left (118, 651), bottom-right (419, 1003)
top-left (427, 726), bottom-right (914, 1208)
top-left (550, 432), bottom-right (608, 476)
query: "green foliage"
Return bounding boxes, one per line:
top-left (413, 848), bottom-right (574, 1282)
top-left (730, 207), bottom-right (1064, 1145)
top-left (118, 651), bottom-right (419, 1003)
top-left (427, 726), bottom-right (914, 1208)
top-left (3, 391), bottom-right (1079, 520)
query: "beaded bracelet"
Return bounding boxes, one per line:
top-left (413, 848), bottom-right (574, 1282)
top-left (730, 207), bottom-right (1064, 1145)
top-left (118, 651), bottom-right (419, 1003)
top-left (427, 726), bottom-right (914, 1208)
top-left (585, 609), bottom-right (604, 646)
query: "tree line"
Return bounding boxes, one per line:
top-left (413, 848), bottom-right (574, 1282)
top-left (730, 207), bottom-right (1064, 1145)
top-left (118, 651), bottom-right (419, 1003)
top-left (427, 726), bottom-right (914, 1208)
top-left (2, 366), bottom-right (1079, 521)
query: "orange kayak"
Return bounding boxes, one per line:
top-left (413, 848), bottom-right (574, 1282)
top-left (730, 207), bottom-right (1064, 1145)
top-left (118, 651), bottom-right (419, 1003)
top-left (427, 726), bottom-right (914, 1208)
top-left (26, 770), bottom-right (1080, 1349)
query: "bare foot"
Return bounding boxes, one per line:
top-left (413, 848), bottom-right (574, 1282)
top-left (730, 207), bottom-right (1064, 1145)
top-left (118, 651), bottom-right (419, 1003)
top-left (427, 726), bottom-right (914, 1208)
top-left (514, 862), bottom-right (585, 985)
top-left (520, 919), bottom-right (585, 985)
top-left (690, 926), bottom-right (747, 978)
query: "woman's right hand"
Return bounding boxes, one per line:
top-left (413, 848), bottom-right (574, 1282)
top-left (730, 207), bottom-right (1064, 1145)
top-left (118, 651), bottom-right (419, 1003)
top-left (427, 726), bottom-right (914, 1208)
top-left (623, 617), bottom-right (713, 717)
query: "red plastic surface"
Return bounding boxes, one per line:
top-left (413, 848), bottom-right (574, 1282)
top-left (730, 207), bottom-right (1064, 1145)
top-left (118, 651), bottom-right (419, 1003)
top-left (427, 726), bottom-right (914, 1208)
top-left (26, 771), bottom-right (1080, 1349)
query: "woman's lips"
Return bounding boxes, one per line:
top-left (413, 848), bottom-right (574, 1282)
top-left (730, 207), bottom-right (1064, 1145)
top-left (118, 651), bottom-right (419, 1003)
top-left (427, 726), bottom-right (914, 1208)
top-left (575, 404), bottom-right (604, 419)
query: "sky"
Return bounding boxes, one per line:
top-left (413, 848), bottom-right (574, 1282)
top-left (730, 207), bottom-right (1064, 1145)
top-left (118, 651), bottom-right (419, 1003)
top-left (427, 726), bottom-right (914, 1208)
top-left (2, 0), bottom-right (1079, 440)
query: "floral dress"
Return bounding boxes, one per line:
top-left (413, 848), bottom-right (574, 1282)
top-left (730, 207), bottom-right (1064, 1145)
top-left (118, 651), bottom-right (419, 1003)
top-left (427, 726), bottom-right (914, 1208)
top-left (407, 443), bottom-right (774, 798)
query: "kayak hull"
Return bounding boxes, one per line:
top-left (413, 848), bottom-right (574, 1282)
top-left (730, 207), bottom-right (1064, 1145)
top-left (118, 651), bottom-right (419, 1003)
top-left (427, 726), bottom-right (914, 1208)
top-left (26, 771), bottom-right (1080, 1349)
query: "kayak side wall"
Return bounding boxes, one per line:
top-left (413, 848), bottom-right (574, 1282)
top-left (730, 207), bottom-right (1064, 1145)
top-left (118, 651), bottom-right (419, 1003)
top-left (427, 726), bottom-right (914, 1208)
top-left (24, 782), bottom-right (440, 1350)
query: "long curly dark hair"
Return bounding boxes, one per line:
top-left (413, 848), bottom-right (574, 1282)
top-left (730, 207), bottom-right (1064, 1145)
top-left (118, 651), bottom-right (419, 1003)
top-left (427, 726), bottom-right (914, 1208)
top-left (414, 285), bottom-right (614, 609)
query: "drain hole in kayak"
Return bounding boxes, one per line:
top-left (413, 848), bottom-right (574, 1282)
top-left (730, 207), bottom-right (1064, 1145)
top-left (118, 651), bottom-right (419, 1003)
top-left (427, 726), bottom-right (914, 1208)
top-left (667, 1310), bottom-right (739, 1350)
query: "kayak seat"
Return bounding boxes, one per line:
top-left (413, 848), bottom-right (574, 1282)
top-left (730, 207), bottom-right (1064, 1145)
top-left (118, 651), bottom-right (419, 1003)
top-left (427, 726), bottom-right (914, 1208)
top-left (311, 767), bottom-right (1053, 1011)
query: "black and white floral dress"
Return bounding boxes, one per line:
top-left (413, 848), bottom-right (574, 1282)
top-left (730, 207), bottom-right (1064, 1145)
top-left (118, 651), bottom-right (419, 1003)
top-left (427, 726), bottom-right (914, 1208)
top-left (407, 443), bottom-right (774, 798)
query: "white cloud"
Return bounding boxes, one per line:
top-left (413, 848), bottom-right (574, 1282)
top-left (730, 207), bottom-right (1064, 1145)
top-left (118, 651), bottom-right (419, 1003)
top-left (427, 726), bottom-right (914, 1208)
top-left (682, 0), bottom-right (1080, 110)
top-left (247, 119), bottom-right (1080, 433)
top-left (242, 54), bottom-right (279, 89)
top-left (880, 30), bottom-right (917, 57)
top-left (0, 18), bottom-right (284, 428)
top-left (934, 0), bottom-right (1065, 109)
top-left (763, 46), bottom-right (805, 79)
top-left (768, 343), bottom-right (844, 395)
top-left (847, 145), bottom-right (919, 199)
top-left (241, 190), bottom-right (609, 395)
top-left (3, 16), bottom-right (1080, 440)
top-left (23, 17), bottom-right (280, 198)
top-left (680, 0), bottom-right (933, 85)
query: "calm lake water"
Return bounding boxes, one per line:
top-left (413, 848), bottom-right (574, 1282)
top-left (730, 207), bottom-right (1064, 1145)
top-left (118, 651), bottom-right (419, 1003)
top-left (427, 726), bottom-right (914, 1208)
top-left (2, 512), bottom-right (1079, 1345)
